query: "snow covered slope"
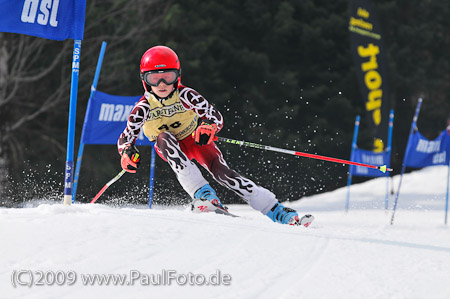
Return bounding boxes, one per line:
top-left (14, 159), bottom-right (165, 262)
top-left (1, 166), bottom-right (450, 299)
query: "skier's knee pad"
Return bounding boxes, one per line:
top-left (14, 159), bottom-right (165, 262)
top-left (155, 132), bottom-right (207, 197)
top-left (156, 132), bottom-right (182, 158)
top-left (156, 131), bottom-right (176, 146)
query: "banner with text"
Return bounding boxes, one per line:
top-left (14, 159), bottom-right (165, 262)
top-left (349, 0), bottom-right (390, 152)
top-left (82, 91), bottom-right (151, 146)
top-left (0, 0), bottom-right (86, 40)
top-left (404, 130), bottom-right (450, 168)
top-left (350, 148), bottom-right (390, 177)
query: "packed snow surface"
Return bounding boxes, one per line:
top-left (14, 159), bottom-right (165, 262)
top-left (2, 166), bottom-right (450, 298)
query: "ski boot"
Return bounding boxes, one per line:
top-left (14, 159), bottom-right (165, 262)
top-left (266, 202), bottom-right (314, 227)
top-left (191, 184), bottom-right (225, 213)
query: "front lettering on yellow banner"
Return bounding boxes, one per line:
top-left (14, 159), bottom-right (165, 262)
top-left (357, 7), bottom-right (369, 19)
top-left (358, 43), bottom-right (382, 126)
top-left (373, 138), bottom-right (384, 153)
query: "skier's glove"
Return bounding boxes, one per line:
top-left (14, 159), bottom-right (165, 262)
top-left (193, 120), bottom-right (218, 145)
top-left (121, 144), bottom-right (141, 173)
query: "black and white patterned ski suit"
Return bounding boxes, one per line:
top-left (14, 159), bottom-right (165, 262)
top-left (118, 85), bottom-right (277, 214)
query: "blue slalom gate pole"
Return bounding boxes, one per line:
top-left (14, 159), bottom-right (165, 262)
top-left (64, 40), bottom-right (82, 205)
top-left (446, 121), bottom-right (450, 225)
top-left (72, 41), bottom-right (108, 203)
top-left (391, 98), bottom-right (423, 224)
top-left (445, 160), bottom-right (450, 225)
top-left (345, 115), bottom-right (360, 212)
top-left (148, 146), bottom-right (156, 208)
top-left (385, 110), bottom-right (394, 210)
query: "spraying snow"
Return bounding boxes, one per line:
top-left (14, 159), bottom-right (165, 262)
top-left (1, 166), bottom-right (450, 298)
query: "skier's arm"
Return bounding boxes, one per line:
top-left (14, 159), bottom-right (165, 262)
top-left (178, 86), bottom-right (224, 133)
top-left (117, 97), bottom-right (149, 155)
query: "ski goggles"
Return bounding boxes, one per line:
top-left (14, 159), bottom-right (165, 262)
top-left (141, 69), bottom-right (179, 86)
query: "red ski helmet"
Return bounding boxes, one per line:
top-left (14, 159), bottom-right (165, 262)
top-left (140, 46), bottom-right (181, 90)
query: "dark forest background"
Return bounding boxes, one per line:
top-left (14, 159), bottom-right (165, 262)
top-left (1, 0), bottom-right (449, 207)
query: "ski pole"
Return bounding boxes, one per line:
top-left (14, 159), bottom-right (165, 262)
top-left (217, 137), bottom-right (392, 173)
top-left (90, 169), bottom-right (126, 204)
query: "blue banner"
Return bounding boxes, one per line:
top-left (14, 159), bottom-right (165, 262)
top-left (82, 91), bottom-right (152, 146)
top-left (0, 0), bottom-right (86, 40)
top-left (349, 148), bottom-right (390, 177)
top-left (404, 130), bottom-right (450, 168)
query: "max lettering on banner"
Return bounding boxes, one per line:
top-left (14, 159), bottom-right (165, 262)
top-left (99, 104), bottom-right (134, 122)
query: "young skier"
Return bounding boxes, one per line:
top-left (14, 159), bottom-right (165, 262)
top-left (117, 45), bottom-right (313, 226)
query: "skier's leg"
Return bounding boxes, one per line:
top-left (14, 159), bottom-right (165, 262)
top-left (194, 142), bottom-right (278, 215)
top-left (155, 132), bottom-right (208, 198)
top-left (190, 140), bottom-right (313, 226)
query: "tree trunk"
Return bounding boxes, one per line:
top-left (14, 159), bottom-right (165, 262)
top-left (0, 33), bottom-right (9, 202)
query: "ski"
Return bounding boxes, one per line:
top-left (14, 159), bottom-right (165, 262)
top-left (191, 198), bottom-right (314, 226)
top-left (295, 214), bottom-right (314, 227)
top-left (191, 198), bottom-right (239, 218)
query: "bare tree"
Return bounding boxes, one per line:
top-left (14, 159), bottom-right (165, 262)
top-left (0, 33), bottom-right (7, 199)
top-left (0, 0), bottom-right (168, 203)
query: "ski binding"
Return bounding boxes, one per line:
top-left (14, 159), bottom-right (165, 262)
top-left (191, 198), bottom-right (239, 218)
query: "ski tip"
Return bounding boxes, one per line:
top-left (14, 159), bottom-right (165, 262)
top-left (298, 214), bottom-right (314, 227)
top-left (379, 165), bottom-right (393, 173)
